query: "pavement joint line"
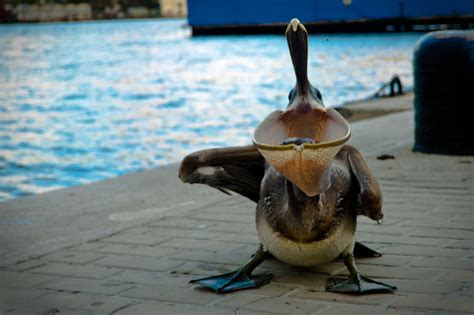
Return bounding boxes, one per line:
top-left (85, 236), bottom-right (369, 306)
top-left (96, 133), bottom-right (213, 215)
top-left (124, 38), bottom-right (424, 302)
top-left (110, 300), bottom-right (141, 314)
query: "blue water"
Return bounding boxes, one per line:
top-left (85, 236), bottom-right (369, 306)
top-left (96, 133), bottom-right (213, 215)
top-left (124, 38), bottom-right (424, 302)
top-left (0, 19), bottom-right (422, 201)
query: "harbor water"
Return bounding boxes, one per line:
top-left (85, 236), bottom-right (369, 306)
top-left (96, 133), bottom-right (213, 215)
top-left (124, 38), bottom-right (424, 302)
top-left (0, 19), bottom-right (421, 201)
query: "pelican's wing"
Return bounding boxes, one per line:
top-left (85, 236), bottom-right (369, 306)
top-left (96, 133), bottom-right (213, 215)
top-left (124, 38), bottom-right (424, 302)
top-left (346, 145), bottom-right (383, 222)
top-left (179, 145), bottom-right (265, 203)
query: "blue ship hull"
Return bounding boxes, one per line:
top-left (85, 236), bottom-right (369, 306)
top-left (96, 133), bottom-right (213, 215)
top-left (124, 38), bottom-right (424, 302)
top-left (187, 0), bottom-right (474, 35)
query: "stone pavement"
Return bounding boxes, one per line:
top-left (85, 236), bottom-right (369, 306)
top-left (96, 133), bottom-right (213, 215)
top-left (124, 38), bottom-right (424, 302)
top-left (345, 93), bottom-right (414, 112)
top-left (336, 93), bottom-right (414, 123)
top-left (1, 110), bottom-right (473, 314)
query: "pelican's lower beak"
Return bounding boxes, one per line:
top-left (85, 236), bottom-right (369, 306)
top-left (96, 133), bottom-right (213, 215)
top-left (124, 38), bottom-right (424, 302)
top-left (253, 107), bottom-right (350, 196)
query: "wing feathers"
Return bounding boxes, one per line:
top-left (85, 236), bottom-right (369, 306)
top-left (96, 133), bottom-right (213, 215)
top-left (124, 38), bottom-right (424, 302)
top-left (179, 145), bottom-right (264, 202)
top-left (346, 145), bottom-right (383, 222)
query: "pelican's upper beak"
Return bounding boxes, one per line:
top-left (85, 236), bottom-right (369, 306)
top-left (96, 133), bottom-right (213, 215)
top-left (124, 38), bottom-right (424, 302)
top-left (286, 18), bottom-right (310, 97)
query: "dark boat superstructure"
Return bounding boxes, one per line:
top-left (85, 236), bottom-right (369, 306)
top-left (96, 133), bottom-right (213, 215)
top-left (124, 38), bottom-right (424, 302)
top-left (188, 0), bottom-right (474, 36)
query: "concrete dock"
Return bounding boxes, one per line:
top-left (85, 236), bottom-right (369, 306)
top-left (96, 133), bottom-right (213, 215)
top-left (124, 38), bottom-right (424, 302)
top-left (0, 101), bottom-right (473, 314)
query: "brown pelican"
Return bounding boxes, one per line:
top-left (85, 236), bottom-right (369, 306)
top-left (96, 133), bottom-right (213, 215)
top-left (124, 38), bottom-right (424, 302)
top-left (179, 18), bottom-right (396, 294)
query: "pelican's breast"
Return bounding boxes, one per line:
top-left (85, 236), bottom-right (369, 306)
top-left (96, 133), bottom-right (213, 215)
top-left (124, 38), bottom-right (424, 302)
top-left (256, 212), bottom-right (356, 267)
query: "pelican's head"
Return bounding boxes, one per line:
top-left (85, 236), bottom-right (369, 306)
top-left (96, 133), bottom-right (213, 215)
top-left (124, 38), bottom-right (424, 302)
top-left (285, 18), bottom-right (325, 113)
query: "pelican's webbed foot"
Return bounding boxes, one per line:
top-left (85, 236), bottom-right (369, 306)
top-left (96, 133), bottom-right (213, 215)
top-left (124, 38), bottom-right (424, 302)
top-left (326, 251), bottom-right (396, 294)
top-left (190, 245), bottom-right (273, 293)
top-left (190, 268), bottom-right (273, 293)
top-left (326, 273), bottom-right (396, 294)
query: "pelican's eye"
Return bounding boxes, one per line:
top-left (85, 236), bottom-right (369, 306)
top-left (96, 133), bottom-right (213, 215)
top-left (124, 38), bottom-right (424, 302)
top-left (288, 87), bottom-right (296, 101)
top-left (317, 90), bottom-right (322, 100)
top-left (312, 87), bottom-right (323, 101)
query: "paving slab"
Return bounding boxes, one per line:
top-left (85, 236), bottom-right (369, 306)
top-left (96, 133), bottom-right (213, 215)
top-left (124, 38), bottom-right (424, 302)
top-left (37, 278), bottom-right (134, 295)
top-left (32, 292), bottom-right (136, 313)
top-left (0, 171), bottom-right (229, 266)
top-left (31, 262), bottom-right (120, 280)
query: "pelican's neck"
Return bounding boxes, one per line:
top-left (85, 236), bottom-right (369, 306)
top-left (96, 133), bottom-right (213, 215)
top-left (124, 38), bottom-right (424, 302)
top-left (279, 175), bottom-right (332, 241)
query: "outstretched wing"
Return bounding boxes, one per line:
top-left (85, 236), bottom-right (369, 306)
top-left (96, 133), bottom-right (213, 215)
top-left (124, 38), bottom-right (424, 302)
top-left (345, 145), bottom-right (383, 222)
top-left (179, 145), bottom-right (265, 203)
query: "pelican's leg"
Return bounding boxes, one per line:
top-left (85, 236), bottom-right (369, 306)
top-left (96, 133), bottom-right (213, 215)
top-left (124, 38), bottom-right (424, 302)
top-left (326, 245), bottom-right (396, 294)
top-left (190, 245), bottom-right (273, 293)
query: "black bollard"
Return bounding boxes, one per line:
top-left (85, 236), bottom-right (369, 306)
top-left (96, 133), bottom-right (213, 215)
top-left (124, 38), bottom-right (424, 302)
top-left (413, 31), bottom-right (474, 155)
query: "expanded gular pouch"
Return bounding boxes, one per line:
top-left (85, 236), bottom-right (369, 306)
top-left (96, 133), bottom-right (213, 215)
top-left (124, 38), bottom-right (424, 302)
top-left (253, 107), bottom-right (350, 196)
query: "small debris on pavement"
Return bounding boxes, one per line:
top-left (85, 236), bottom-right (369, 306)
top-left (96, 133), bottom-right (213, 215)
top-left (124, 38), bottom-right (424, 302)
top-left (377, 154), bottom-right (395, 160)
